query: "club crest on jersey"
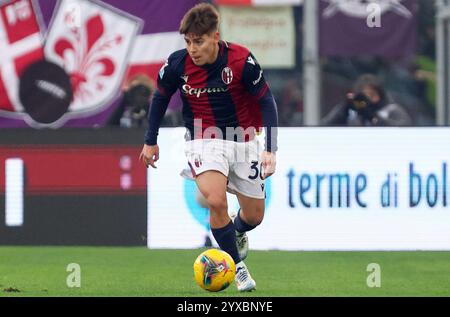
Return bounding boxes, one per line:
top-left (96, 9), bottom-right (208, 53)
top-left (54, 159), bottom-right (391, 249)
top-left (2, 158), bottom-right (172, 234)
top-left (221, 67), bottom-right (233, 85)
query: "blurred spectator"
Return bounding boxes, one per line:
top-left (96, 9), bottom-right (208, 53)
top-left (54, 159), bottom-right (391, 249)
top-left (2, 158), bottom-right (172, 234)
top-left (160, 90), bottom-right (184, 128)
top-left (279, 77), bottom-right (303, 126)
top-left (418, 0), bottom-right (436, 60)
top-left (107, 74), bottom-right (155, 128)
top-left (414, 55), bottom-right (436, 112)
top-left (321, 74), bottom-right (412, 126)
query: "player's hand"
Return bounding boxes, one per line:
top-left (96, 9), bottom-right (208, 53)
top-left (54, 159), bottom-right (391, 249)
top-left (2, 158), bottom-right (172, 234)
top-left (139, 144), bottom-right (159, 169)
top-left (261, 151), bottom-right (276, 179)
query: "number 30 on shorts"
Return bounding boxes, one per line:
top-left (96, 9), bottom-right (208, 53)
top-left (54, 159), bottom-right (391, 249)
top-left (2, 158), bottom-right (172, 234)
top-left (248, 160), bottom-right (263, 180)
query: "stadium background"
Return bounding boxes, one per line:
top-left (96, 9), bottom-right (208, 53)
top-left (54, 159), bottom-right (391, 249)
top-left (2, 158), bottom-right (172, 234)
top-left (0, 0), bottom-right (449, 297)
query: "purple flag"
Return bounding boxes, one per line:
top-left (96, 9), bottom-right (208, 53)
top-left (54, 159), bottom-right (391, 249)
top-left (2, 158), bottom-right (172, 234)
top-left (319, 0), bottom-right (418, 58)
top-left (0, 0), bottom-right (199, 128)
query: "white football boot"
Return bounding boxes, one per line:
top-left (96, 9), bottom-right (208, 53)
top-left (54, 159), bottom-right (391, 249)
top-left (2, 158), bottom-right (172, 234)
top-left (235, 262), bottom-right (256, 292)
top-left (230, 210), bottom-right (249, 261)
top-left (236, 231), bottom-right (249, 261)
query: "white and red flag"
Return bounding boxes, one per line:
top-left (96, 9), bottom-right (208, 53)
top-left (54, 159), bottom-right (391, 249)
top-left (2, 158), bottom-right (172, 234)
top-left (0, 0), bottom-right (199, 126)
top-left (0, 0), bottom-right (44, 113)
top-left (44, 0), bottom-right (141, 117)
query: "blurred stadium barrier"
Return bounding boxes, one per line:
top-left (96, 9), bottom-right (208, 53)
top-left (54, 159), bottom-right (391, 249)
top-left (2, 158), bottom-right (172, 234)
top-left (148, 127), bottom-right (450, 251)
top-left (0, 128), bottom-right (147, 245)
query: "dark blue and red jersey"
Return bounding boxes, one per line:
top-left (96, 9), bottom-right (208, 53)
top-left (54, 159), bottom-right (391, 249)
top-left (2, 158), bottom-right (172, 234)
top-left (145, 41), bottom-right (278, 152)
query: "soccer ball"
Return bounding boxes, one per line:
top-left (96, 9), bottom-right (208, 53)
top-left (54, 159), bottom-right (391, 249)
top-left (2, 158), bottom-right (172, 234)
top-left (193, 249), bottom-right (236, 292)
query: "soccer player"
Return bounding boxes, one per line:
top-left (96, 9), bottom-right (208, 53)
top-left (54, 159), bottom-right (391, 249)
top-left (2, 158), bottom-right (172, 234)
top-left (139, 3), bottom-right (278, 292)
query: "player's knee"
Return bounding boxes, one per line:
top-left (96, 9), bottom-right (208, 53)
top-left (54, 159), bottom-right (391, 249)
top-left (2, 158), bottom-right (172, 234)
top-left (245, 204), bottom-right (265, 226)
top-left (206, 194), bottom-right (227, 212)
top-left (248, 213), bottom-right (264, 227)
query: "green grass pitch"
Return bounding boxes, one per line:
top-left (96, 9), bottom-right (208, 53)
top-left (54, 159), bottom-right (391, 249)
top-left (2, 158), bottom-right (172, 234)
top-left (0, 247), bottom-right (449, 297)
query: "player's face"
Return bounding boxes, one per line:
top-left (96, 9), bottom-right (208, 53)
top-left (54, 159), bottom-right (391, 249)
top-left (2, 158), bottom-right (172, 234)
top-left (184, 32), bottom-right (219, 66)
top-left (362, 86), bottom-right (381, 104)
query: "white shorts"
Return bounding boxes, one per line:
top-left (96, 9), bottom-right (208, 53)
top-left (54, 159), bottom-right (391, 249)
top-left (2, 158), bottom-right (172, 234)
top-left (181, 138), bottom-right (266, 199)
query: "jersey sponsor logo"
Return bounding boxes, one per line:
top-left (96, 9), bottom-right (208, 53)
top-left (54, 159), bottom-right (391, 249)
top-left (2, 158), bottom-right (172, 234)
top-left (181, 84), bottom-right (228, 98)
top-left (252, 70), bottom-right (263, 86)
top-left (221, 67), bottom-right (233, 85)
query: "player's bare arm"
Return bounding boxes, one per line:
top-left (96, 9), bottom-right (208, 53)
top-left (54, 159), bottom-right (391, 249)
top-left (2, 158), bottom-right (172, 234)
top-left (261, 150), bottom-right (276, 179)
top-left (140, 144), bottom-right (159, 169)
top-left (141, 44), bottom-right (177, 169)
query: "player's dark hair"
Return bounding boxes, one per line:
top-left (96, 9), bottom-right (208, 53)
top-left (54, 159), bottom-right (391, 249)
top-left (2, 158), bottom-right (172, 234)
top-left (179, 3), bottom-right (219, 36)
